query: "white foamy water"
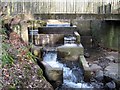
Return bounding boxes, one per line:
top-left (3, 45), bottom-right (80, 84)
top-left (43, 52), bottom-right (57, 62)
top-left (45, 61), bottom-right (63, 68)
top-left (64, 80), bottom-right (93, 89)
top-left (63, 66), bottom-right (93, 89)
top-left (43, 52), bottom-right (63, 68)
top-left (43, 51), bottom-right (93, 89)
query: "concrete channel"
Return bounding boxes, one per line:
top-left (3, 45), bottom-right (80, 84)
top-left (29, 21), bottom-right (91, 89)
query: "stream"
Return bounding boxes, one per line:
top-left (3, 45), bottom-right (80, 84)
top-left (42, 34), bottom-right (93, 89)
top-left (31, 23), bottom-right (117, 89)
top-left (43, 50), bottom-right (93, 89)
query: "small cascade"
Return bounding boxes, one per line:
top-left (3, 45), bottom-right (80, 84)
top-left (43, 51), bottom-right (63, 68)
top-left (64, 35), bottom-right (76, 44)
top-left (39, 22), bottom-right (93, 89)
top-left (43, 51), bottom-right (93, 89)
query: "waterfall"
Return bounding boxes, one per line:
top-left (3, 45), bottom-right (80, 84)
top-left (43, 51), bottom-right (93, 89)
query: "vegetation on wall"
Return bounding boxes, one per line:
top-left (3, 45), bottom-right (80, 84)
top-left (0, 10), bottom-right (52, 89)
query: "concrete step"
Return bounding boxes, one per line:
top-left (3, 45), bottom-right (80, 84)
top-left (57, 44), bottom-right (84, 61)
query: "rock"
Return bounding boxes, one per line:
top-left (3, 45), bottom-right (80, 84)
top-left (93, 61), bottom-right (99, 64)
top-left (105, 81), bottom-right (116, 89)
top-left (105, 56), bottom-right (115, 62)
top-left (90, 64), bottom-right (102, 71)
top-left (84, 52), bottom-right (90, 58)
top-left (91, 82), bottom-right (103, 88)
top-left (95, 70), bottom-right (104, 82)
top-left (31, 45), bottom-right (43, 58)
top-left (105, 63), bottom-right (118, 81)
top-left (107, 52), bottom-right (119, 63)
top-left (98, 58), bottom-right (110, 69)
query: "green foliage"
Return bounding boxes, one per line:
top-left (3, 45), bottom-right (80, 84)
top-left (0, 28), bottom-right (7, 35)
top-left (37, 69), bottom-right (46, 80)
top-left (0, 28), bottom-right (8, 41)
top-left (23, 64), bottom-right (31, 70)
top-left (26, 51), bottom-right (36, 62)
top-left (37, 69), bottom-right (43, 76)
top-left (0, 27), bottom-right (14, 66)
top-left (2, 43), bottom-right (14, 66)
top-left (8, 86), bottom-right (16, 90)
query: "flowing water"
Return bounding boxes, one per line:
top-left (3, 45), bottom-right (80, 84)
top-left (43, 51), bottom-right (93, 89)
top-left (42, 27), bottom-right (93, 89)
top-left (32, 23), bottom-right (107, 89)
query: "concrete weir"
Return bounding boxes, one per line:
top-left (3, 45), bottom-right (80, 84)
top-left (57, 43), bottom-right (91, 82)
top-left (30, 20), bottom-right (92, 88)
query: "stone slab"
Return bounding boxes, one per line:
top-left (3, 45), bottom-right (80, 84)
top-left (79, 55), bottom-right (91, 82)
top-left (41, 61), bottom-right (63, 82)
top-left (57, 44), bottom-right (84, 61)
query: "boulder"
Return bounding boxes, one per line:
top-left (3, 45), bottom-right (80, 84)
top-left (105, 63), bottom-right (119, 81)
top-left (31, 45), bottom-right (43, 58)
top-left (105, 55), bottom-right (115, 62)
top-left (95, 70), bottom-right (104, 82)
top-left (105, 81), bottom-right (116, 89)
top-left (90, 64), bottom-right (102, 71)
top-left (107, 51), bottom-right (119, 63)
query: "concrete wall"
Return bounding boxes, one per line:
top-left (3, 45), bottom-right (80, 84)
top-left (73, 20), bottom-right (92, 48)
top-left (91, 20), bottom-right (120, 51)
top-left (73, 19), bottom-right (120, 51)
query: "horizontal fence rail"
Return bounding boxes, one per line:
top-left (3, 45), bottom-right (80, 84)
top-left (0, 0), bottom-right (119, 14)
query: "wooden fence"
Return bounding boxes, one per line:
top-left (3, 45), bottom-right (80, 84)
top-left (0, 0), bottom-right (119, 15)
